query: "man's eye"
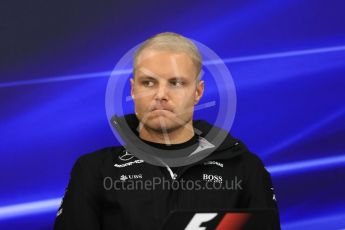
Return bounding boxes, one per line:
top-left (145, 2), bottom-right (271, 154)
top-left (142, 80), bottom-right (154, 87)
top-left (170, 80), bottom-right (184, 87)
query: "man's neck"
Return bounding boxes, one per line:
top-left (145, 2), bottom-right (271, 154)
top-left (138, 122), bottom-right (195, 145)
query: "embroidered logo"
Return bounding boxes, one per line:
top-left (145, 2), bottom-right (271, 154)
top-left (271, 187), bottom-right (277, 201)
top-left (120, 175), bottom-right (128, 181)
top-left (204, 161), bottom-right (224, 168)
top-left (120, 174), bottom-right (143, 181)
top-left (56, 208), bottom-right (63, 217)
top-left (114, 159), bottom-right (144, 168)
top-left (203, 173), bottom-right (223, 183)
top-left (119, 150), bottom-right (134, 161)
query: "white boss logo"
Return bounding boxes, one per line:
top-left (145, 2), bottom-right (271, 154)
top-left (203, 174), bottom-right (222, 183)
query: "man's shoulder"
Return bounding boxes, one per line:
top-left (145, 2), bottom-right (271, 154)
top-left (241, 150), bottom-right (265, 165)
top-left (75, 146), bottom-right (125, 167)
top-left (237, 149), bottom-right (269, 175)
top-left (221, 138), bottom-right (266, 169)
top-left (223, 139), bottom-right (267, 171)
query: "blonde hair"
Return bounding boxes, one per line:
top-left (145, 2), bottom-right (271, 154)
top-left (133, 32), bottom-right (202, 82)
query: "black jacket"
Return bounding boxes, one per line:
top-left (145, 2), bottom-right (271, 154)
top-left (54, 114), bottom-right (280, 230)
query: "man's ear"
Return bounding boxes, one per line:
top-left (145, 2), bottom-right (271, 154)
top-left (130, 77), bottom-right (135, 99)
top-left (194, 80), bottom-right (204, 105)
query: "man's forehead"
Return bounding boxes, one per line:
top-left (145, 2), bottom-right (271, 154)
top-left (135, 49), bottom-right (197, 79)
top-left (137, 48), bottom-right (194, 63)
top-left (135, 67), bottom-right (190, 81)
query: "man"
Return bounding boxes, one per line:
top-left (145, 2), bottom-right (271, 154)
top-left (54, 32), bottom-right (280, 229)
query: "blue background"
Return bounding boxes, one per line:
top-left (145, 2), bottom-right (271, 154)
top-left (1, 0), bottom-right (344, 229)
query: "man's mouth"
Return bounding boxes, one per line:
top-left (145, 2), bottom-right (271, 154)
top-left (151, 106), bottom-right (173, 112)
top-left (151, 109), bottom-right (171, 113)
top-left (150, 107), bottom-right (174, 116)
top-left (152, 108), bottom-right (170, 111)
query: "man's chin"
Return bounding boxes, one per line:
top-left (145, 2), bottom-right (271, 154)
top-left (144, 120), bottom-right (179, 133)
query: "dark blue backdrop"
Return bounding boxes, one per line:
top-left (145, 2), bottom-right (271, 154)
top-left (1, 1), bottom-right (344, 229)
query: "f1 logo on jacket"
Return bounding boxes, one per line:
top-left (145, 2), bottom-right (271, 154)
top-left (185, 213), bottom-right (251, 230)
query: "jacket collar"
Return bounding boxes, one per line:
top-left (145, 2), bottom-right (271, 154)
top-left (112, 113), bottom-right (246, 161)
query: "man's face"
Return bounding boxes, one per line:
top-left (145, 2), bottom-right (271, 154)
top-left (130, 49), bottom-right (204, 133)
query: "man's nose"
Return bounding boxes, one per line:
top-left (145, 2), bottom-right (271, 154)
top-left (154, 83), bottom-right (168, 100)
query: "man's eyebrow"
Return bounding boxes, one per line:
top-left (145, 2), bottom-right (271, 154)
top-left (137, 75), bottom-right (157, 80)
top-left (168, 76), bottom-right (189, 81)
top-left (137, 76), bottom-right (189, 81)
top-left (137, 67), bottom-right (160, 79)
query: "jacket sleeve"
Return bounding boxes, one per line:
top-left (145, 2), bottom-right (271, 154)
top-left (54, 157), bottom-right (101, 230)
top-left (247, 165), bottom-right (278, 208)
top-left (244, 155), bottom-right (281, 229)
